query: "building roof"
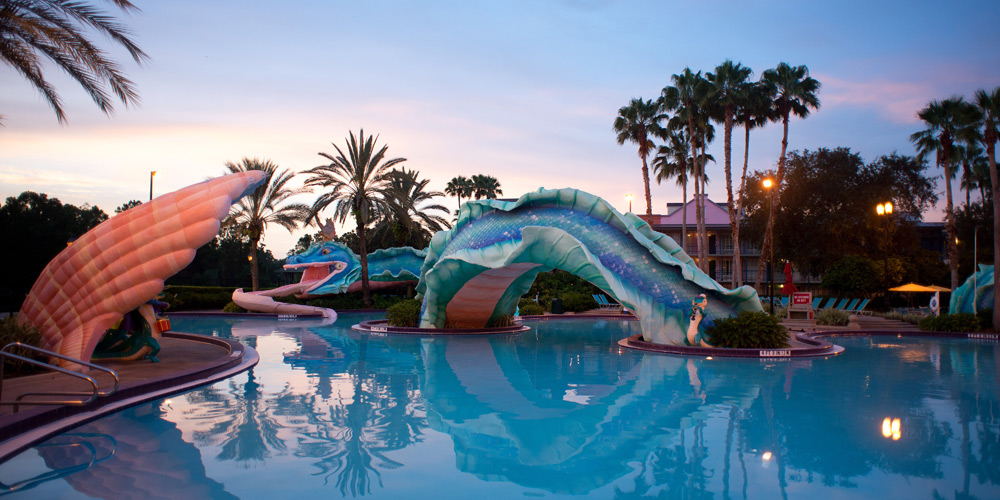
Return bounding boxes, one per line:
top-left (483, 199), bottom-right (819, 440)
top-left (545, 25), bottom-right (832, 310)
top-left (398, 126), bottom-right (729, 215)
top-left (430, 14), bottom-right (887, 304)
top-left (650, 194), bottom-right (732, 226)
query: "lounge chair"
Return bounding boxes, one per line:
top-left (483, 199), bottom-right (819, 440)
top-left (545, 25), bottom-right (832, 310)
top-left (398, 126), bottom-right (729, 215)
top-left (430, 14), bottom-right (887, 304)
top-left (780, 297), bottom-right (790, 308)
top-left (820, 298), bottom-right (838, 309)
top-left (854, 298), bottom-right (871, 316)
top-left (595, 294), bottom-right (622, 311)
top-left (832, 298), bottom-right (850, 310)
top-left (843, 298), bottom-right (860, 312)
top-left (812, 297), bottom-right (824, 309)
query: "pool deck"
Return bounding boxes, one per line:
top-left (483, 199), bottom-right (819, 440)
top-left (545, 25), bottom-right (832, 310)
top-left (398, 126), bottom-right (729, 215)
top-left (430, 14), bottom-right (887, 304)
top-left (0, 332), bottom-right (258, 462)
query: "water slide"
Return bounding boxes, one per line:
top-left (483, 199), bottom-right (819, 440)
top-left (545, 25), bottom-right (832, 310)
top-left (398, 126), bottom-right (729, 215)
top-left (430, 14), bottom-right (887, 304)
top-left (232, 282), bottom-right (337, 319)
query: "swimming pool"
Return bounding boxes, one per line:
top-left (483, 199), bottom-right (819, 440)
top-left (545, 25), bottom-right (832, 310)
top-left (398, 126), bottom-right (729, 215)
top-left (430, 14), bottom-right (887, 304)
top-left (1, 313), bottom-right (998, 499)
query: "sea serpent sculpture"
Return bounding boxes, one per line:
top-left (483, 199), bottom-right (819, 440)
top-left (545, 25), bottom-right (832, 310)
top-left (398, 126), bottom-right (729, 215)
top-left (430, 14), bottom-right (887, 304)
top-left (950, 264), bottom-right (994, 314)
top-left (19, 171), bottom-right (266, 367)
top-left (232, 241), bottom-right (426, 316)
top-left (416, 188), bottom-right (762, 345)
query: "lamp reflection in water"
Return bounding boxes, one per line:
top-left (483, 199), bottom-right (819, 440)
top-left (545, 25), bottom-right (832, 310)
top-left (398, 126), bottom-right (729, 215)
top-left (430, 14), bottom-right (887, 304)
top-left (881, 417), bottom-right (901, 440)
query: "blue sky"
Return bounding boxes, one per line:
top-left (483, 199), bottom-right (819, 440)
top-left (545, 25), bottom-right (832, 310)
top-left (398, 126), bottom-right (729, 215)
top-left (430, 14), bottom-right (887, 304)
top-left (2, 0), bottom-right (998, 255)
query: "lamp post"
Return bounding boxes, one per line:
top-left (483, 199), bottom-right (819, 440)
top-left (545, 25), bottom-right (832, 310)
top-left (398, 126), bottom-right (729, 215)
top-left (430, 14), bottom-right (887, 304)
top-left (149, 171), bottom-right (157, 201)
top-left (626, 193), bottom-right (634, 213)
top-left (876, 201), bottom-right (893, 308)
top-left (762, 178), bottom-right (774, 314)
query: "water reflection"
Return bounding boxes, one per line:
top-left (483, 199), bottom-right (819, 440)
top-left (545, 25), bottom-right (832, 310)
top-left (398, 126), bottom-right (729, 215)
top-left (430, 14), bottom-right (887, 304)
top-left (2, 316), bottom-right (998, 499)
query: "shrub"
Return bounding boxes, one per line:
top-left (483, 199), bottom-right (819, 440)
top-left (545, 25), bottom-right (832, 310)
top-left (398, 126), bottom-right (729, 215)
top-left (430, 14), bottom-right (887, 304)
top-left (304, 292), bottom-right (407, 310)
top-left (561, 292), bottom-right (598, 313)
top-left (487, 315), bottom-right (514, 328)
top-left (519, 303), bottom-right (544, 316)
top-left (385, 299), bottom-right (421, 327)
top-left (816, 308), bottom-right (850, 326)
top-left (222, 301), bottom-right (247, 313)
top-left (0, 316), bottom-right (44, 377)
top-left (879, 311), bottom-right (922, 325)
top-left (976, 308), bottom-right (993, 330)
top-left (518, 297), bottom-right (537, 310)
top-left (918, 313), bottom-right (981, 332)
top-left (705, 311), bottom-right (789, 349)
top-left (163, 286), bottom-right (237, 311)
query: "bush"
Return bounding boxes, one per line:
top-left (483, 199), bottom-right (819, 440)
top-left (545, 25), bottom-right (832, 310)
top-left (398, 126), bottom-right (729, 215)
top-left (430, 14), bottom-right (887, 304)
top-left (303, 292), bottom-right (407, 310)
top-left (879, 311), bottom-right (923, 325)
top-left (816, 308), bottom-right (850, 326)
top-left (487, 314), bottom-right (514, 328)
top-left (0, 316), bottom-right (44, 377)
top-left (385, 299), bottom-right (421, 327)
top-left (976, 308), bottom-right (993, 330)
top-left (561, 292), bottom-right (598, 313)
top-left (222, 301), bottom-right (247, 313)
top-left (518, 297), bottom-right (538, 310)
top-left (705, 311), bottom-right (789, 349)
top-left (163, 286), bottom-right (237, 311)
top-left (519, 303), bottom-right (544, 316)
top-left (918, 313), bottom-right (981, 332)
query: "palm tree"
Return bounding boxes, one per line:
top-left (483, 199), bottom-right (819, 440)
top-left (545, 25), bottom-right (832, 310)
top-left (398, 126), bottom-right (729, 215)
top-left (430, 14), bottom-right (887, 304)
top-left (305, 130), bottom-right (405, 307)
top-left (755, 63), bottom-right (821, 290)
top-left (911, 97), bottom-right (979, 289)
top-left (732, 81), bottom-right (774, 286)
top-left (614, 98), bottom-right (667, 217)
top-left (445, 176), bottom-right (475, 213)
top-left (706, 60), bottom-right (753, 287)
top-left (370, 168), bottom-right (451, 248)
top-left (470, 174), bottom-right (503, 200)
top-left (653, 129), bottom-right (691, 249)
top-left (224, 158), bottom-right (310, 291)
top-left (973, 86), bottom-right (1000, 328)
top-left (1, 0), bottom-right (148, 124)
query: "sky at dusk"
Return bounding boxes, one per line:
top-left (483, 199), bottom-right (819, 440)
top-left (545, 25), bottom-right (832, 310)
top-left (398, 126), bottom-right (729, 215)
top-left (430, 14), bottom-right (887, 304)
top-left (2, 0), bottom-right (999, 256)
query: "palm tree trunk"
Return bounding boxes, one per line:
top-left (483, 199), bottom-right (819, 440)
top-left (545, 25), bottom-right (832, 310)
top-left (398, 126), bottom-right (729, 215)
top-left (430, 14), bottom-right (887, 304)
top-left (357, 217), bottom-right (372, 307)
top-left (724, 110), bottom-right (738, 287)
top-left (250, 235), bottom-right (260, 292)
top-left (734, 123), bottom-right (752, 287)
top-left (641, 151), bottom-right (653, 217)
top-left (986, 137), bottom-right (999, 328)
top-left (756, 113), bottom-right (789, 291)
top-left (687, 114), bottom-right (702, 270)
top-left (943, 156), bottom-right (959, 290)
top-left (700, 140), bottom-right (709, 272)
top-left (682, 177), bottom-right (688, 252)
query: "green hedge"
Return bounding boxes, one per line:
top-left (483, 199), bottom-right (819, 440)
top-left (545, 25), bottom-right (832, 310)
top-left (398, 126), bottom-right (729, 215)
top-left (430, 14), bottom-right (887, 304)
top-left (386, 299), bottom-right (421, 327)
top-left (705, 311), bottom-right (790, 349)
top-left (918, 313), bottom-right (981, 332)
top-left (162, 286), bottom-right (237, 311)
top-left (816, 308), bottom-right (849, 326)
top-left (560, 292), bottom-right (597, 313)
top-left (519, 303), bottom-right (544, 316)
top-left (0, 316), bottom-right (44, 377)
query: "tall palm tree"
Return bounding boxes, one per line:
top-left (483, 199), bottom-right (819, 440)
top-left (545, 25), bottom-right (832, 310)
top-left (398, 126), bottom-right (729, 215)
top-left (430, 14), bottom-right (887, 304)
top-left (1, 0), bottom-right (148, 124)
top-left (445, 176), bottom-right (475, 213)
top-left (305, 130), bottom-right (405, 307)
top-left (910, 97), bottom-right (979, 289)
top-left (706, 60), bottom-right (753, 286)
top-left (973, 86), bottom-right (1000, 327)
top-left (370, 168), bottom-right (451, 248)
top-left (614, 97), bottom-right (667, 217)
top-left (754, 63), bottom-right (821, 290)
top-left (956, 143), bottom-right (986, 207)
top-left (470, 174), bottom-right (503, 200)
top-left (732, 81), bottom-right (774, 286)
top-left (224, 158), bottom-right (310, 291)
top-left (653, 129), bottom-right (691, 249)
top-left (662, 69), bottom-right (711, 270)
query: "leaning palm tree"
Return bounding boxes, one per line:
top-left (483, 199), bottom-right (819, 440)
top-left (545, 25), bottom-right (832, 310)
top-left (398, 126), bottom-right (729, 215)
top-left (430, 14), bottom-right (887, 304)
top-left (1, 0), bottom-right (148, 124)
top-left (956, 143), bottom-right (985, 207)
top-left (910, 97), bottom-right (979, 289)
top-left (305, 130), bottom-right (405, 307)
top-left (614, 98), bottom-right (667, 217)
top-left (370, 168), bottom-right (452, 248)
top-left (706, 60), bottom-right (753, 286)
top-left (754, 63), bottom-right (821, 290)
top-left (973, 86), bottom-right (1000, 328)
top-left (470, 174), bottom-right (503, 200)
top-left (445, 176), bottom-right (475, 213)
top-left (652, 129), bottom-right (691, 249)
top-left (224, 158), bottom-right (311, 291)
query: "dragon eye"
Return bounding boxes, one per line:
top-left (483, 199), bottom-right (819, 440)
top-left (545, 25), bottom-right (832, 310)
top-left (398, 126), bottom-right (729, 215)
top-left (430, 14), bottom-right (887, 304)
top-left (321, 248), bottom-right (331, 255)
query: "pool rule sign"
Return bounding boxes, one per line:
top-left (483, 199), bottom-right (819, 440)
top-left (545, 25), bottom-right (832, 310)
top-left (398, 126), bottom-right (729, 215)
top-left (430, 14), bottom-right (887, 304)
top-left (788, 291), bottom-right (813, 319)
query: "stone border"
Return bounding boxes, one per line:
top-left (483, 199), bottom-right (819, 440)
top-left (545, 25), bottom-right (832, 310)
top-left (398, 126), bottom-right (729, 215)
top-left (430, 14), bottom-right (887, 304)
top-left (0, 333), bottom-right (258, 462)
top-left (353, 319), bottom-right (530, 336)
top-left (167, 311), bottom-right (326, 319)
top-left (619, 333), bottom-right (843, 358)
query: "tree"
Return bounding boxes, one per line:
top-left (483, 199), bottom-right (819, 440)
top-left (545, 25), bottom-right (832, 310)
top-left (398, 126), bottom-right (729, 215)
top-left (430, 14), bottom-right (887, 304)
top-left (754, 62), bottom-right (821, 289)
top-left (445, 176), bottom-right (475, 213)
top-left (613, 97), bottom-right (667, 217)
top-left (369, 168), bottom-right (451, 248)
top-left (733, 83), bottom-right (773, 286)
top-left (470, 174), bottom-right (503, 200)
top-left (0, 192), bottom-right (108, 311)
top-left (706, 60), bottom-right (753, 286)
top-left (973, 86), bottom-right (1000, 328)
top-left (910, 97), bottom-right (979, 289)
top-left (652, 128), bottom-right (691, 248)
top-left (1, 0), bottom-right (148, 124)
top-left (224, 158), bottom-right (310, 291)
top-left (305, 130), bottom-right (404, 307)
top-left (115, 199), bottom-right (142, 213)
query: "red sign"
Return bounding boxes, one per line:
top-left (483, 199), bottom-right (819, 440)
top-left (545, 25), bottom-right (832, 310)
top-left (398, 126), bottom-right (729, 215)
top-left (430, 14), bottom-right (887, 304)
top-left (792, 292), bottom-right (811, 306)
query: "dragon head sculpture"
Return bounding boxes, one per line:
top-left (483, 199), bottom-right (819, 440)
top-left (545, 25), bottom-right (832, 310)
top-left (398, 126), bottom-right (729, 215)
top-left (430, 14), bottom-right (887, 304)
top-left (284, 241), bottom-right (360, 295)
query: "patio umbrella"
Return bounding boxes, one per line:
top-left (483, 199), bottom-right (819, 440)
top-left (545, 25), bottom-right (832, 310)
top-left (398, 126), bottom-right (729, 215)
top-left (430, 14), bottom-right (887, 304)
top-left (888, 283), bottom-right (939, 292)
top-left (782, 261), bottom-right (799, 294)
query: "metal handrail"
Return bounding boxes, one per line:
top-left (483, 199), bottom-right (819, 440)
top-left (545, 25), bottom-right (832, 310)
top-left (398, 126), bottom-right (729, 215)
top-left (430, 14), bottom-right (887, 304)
top-left (0, 433), bottom-right (117, 495)
top-left (0, 343), bottom-right (120, 413)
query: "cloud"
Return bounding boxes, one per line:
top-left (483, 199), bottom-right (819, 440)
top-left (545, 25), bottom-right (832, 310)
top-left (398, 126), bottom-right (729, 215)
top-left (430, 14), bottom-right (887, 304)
top-left (817, 73), bottom-right (932, 124)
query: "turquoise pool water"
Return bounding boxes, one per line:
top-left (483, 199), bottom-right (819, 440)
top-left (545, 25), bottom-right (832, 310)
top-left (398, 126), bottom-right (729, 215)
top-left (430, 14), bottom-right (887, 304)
top-left (2, 313), bottom-right (998, 499)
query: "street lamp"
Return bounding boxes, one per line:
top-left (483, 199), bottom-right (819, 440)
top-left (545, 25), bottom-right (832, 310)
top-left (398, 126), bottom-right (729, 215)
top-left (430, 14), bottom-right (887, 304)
top-left (876, 201), bottom-right (893, 308)
top-left (149, 171), bottom-right (158, 201)
top-left (762, 178), bottom-right (774, 314)
top-left (625, 193), bottom-right (634, 213)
